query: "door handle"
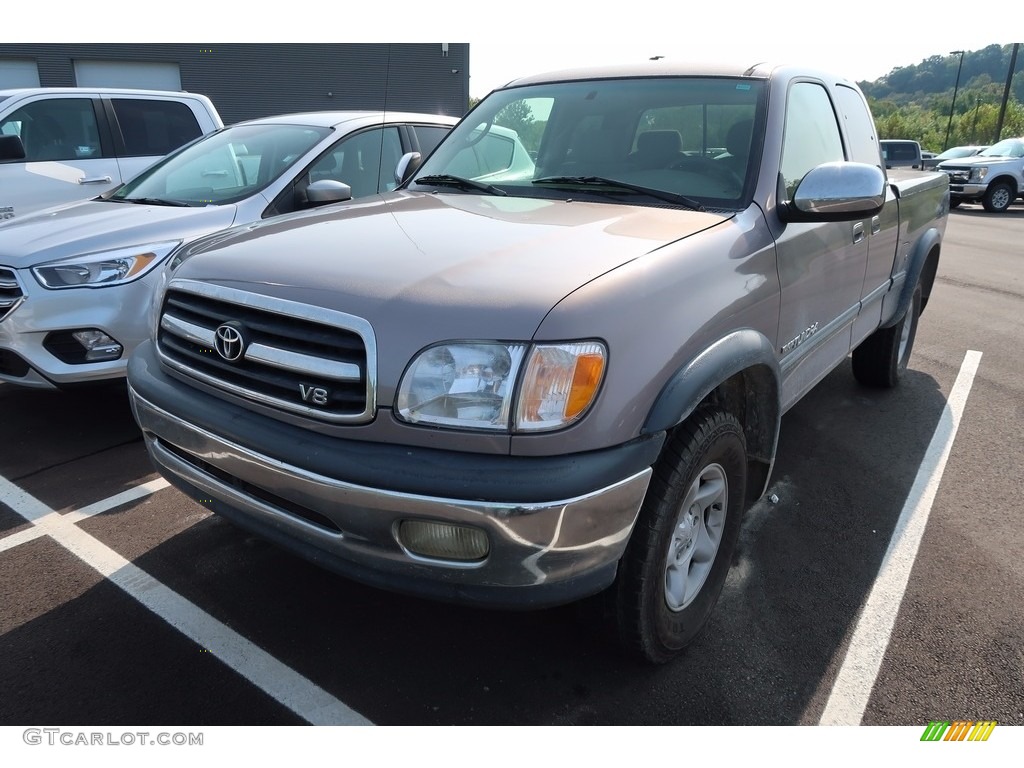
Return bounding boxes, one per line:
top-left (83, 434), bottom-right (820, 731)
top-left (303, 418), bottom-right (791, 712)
top-left (852, 221), bottom-right (865, 244)
top-left (78, 176), bottom-right (112, 185)
top-left (871, 216), bottom-right (881, 235)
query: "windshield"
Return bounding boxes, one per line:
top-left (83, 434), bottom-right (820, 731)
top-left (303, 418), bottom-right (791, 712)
top-left (978, 139), bottom-right (1024, 159)
top-left (412, 77), bottom-right (766, 208)
top-left (112, 123), bottom-right (331, 205)
top-left (936, 146), bottom-right (983, 160)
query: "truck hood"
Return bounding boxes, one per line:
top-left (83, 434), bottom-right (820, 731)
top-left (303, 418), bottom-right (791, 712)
top-left (938, 155), bottom-right (1019, 169)
top-left (0, 199), bottom-right (239, 267)
top-left (173, 191), bottom-right (730, 343)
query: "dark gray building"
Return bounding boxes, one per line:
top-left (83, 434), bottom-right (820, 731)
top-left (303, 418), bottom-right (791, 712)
top-left (0, 43), bottom-right (470, 123)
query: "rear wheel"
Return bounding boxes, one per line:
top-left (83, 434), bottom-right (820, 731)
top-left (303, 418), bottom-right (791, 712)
top-left (852, 281), bottom-right (921, 388)
top-left (609, 407), bottom-right (747, 663)
top-left (982, 181), bottom-right (1013, 213)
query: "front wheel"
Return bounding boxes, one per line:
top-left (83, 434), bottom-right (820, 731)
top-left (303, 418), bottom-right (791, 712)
top-left (852, 281), bottom-right (921, 388)
top-left (982, 181), bottom-right (1014, 213)
top-left (609, 407), bottom-right (747, 663)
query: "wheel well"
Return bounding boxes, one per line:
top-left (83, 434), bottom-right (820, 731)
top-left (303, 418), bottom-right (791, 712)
top-left (678, 366), bottom-right (779, 506)
top-left (919, 245), bottom-right (940, 312)
top-left (987, 175), bottom-right (1019, 195)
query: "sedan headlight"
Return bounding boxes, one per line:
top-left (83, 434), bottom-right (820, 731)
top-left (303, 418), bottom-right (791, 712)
top-left (31, 241), bottom-right (182, 290)
top-left (970, 167), bottom-right (989, 183)
top-left (396, 340), bottom-right (606, 432)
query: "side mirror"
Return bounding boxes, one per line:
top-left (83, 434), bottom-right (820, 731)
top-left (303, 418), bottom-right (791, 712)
top-left (394, 152), bottom-right (422, 187)
top-left (0, 134), bottom-right (26, 162)
top-left (305, 179), bottom-right (352, 206)
top-left (780, 161), bottom-right (886, 222)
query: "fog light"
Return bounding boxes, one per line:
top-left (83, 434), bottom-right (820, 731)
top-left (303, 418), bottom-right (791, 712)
top-left (398, 520), bottom-right (489, 561)
top-left (72, 329), bottom-right (123, 362)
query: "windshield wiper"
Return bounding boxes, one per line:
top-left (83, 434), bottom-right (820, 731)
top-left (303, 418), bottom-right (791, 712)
top-left (415, 174), bottom-right (507, 196)
top-left (532, 176), bottom-right (706, 212)
top-left (120, 197), bottom-right (194, 207)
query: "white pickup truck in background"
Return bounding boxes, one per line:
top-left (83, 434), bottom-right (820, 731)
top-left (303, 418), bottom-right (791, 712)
top-left (936, 136), bottom-right (1024, 212)
top-left (0, 87), bottom-right (223, 221)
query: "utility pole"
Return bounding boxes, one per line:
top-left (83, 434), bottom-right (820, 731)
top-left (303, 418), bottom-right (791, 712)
top-left (994, 43), bottom-right (1020, 143)
top-left (944, 50), bottom-right (966, 151)
top-left (970, 97), bottom-right (982, 143)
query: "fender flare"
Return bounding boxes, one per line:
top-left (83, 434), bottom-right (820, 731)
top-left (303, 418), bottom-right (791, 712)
top-left (883, 226), bottom-right (942, 328)
top-left (642, 330), bottom-right (782, 495)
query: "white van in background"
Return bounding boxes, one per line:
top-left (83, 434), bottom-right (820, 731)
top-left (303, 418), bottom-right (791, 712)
top-left (0, 87), bottom-right (222, 221)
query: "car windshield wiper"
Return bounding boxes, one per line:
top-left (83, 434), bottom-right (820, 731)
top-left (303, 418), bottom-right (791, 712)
top-left (119, 197), bottom-right (194, 207)
top-left (532, 176), bottom-right (706, 212)
top-left (414, 174), bottom-right (507, 196)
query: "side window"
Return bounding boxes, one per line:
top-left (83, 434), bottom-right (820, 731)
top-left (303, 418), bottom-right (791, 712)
top-left (110, 98), bottom-right (202, 156)
top-left (834, 85), bottom-right (881, 167)
top-left (780, 82), bottom-right (844, 199)
top-left (2, 98), bottom-right (101, 162)
top-left (447, 129), bottom-right (527, 179)
top-left (307, 126), bottom-right (402, 198)
top-left (413, 125), bottom-right (450, 158)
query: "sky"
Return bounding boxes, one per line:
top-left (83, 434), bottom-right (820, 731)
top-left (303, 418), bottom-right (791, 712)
top-left (5, 1), bottom-right (1014, 98)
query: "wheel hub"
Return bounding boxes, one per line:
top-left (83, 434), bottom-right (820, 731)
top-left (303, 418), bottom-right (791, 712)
top-left (663, 463), bottom-right (728, 612)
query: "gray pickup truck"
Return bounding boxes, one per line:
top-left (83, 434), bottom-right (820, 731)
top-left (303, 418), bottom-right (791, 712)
top-left (127, 62), bottom-right (949, 663)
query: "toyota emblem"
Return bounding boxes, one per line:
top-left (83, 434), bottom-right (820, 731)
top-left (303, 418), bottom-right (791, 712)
top-left (214, 323), bottom-right (246, 362)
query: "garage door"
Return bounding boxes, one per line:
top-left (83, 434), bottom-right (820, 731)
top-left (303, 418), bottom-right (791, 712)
top-left (74, 60), bottom-right (182, 90)
top-left (0, 59), bottom-right (40, 88)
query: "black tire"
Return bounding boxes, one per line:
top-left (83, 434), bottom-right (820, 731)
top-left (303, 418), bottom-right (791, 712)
top-left (852, 281), bottom-right (921, 388)
top-left (982, 181), bottom-right (1013, 213)
top-left (609, 407), bottom-right (747, 664)
top-left (948, 197), bottom-right (962, 209)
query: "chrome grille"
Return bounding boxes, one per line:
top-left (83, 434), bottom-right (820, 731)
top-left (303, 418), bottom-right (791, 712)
top-left (940, 166), bottom-right (971, 184)
top-left (0, 267), bottom-right (25, 321)
top-left (157, 279), bottom-right (376, 423)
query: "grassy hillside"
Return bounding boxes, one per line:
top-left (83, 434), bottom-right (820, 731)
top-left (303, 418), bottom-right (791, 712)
top-left (859, 44), bottom-right (1023, 151)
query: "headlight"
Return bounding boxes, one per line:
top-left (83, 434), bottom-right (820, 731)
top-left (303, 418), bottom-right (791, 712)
top-left (396, 343), bottom-right (526, 430)
top-left (31, 241), bottom-right (182, 289)
top-left (395, 340), bottom-right (606, 432)
top-left (970, 167), bottom-right (988, 183)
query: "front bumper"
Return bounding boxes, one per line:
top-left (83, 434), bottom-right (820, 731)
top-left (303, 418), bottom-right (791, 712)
top-left (0, 265), bottom-right (159, 388)
top-left (128, 343), bottom-right (662, 608)
top-left (947, 181), bottom-right (986, 200)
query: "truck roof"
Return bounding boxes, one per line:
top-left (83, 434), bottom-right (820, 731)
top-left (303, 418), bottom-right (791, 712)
top-left (499, 61), bottom-right (863, 90)
top-left (0, 86), bottom-right (208, 99)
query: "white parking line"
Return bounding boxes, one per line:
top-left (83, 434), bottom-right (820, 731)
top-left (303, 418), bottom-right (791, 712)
top-left (0, 478), bottom-right (170, 553)
top-left (0, 475), bottom-right (372, 726)
top-left (819, 349), bottom-right (983, 726)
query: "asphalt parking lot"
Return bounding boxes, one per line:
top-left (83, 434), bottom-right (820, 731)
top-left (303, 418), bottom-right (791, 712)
top-left (1, 204), bottom-right (1022, 729)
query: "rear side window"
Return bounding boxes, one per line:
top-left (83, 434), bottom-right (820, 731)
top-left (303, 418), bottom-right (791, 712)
top-left (110, 98), bottom-right (202, 156)
top-left (413, 125), bottom-right (450, 157)
top-left (1, 98), bottom-right (101, 162)
top-left (835, 85), bottom-right (882, 167)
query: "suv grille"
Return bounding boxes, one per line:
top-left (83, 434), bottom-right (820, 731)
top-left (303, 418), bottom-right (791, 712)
top-left (0, 267), bottom-right (25, 321)
top-left (157, 279), bottom-right (376, 423)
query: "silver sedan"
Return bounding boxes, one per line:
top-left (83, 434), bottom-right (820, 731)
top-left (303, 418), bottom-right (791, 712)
top-left (0, 110), bottom-right (457, 388)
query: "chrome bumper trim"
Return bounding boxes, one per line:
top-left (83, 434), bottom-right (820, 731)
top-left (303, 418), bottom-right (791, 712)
top-left (130, 388), bottom-right (653, 591)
